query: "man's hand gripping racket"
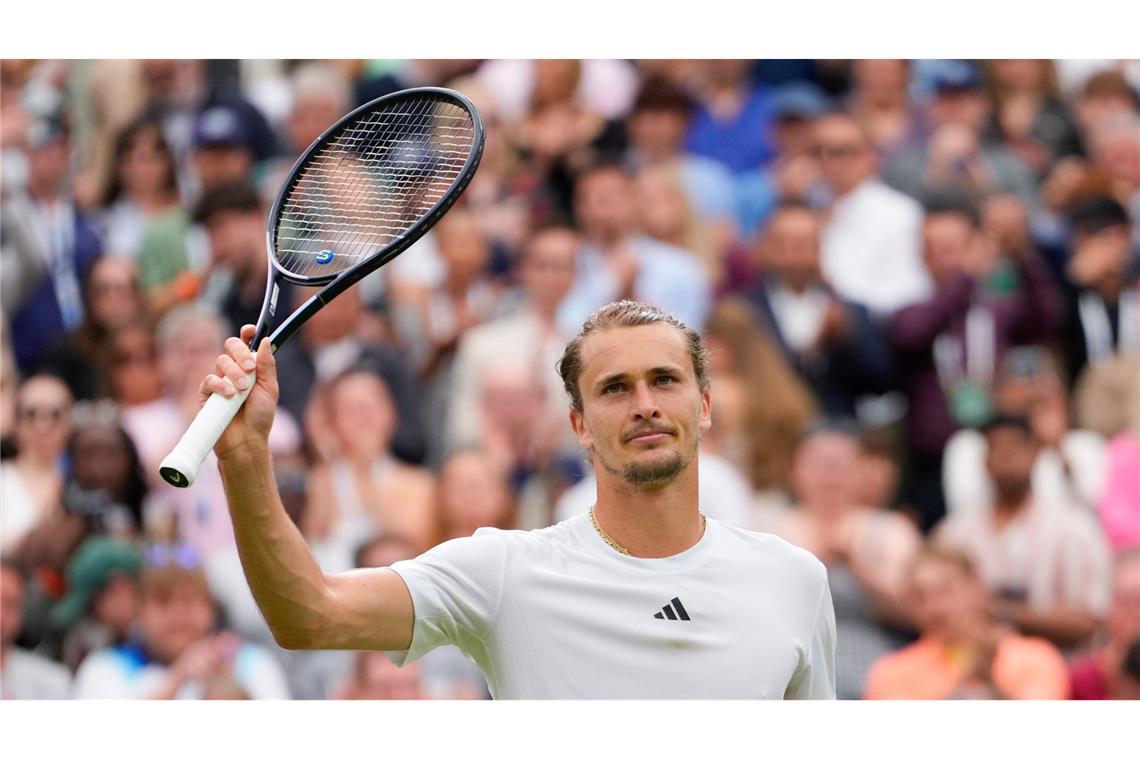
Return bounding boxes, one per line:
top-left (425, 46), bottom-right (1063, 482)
top-left (159, 88), bottom-right (484, 487)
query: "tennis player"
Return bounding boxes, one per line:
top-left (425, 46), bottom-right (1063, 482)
top-left (207, 300), bottom-right (836, 698)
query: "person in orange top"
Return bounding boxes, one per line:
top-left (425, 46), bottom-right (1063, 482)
top-left (865, 546), bottom-right (1068, 699)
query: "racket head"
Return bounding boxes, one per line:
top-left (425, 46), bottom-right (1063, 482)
top-left (265, 87), bottom-right (485, 288)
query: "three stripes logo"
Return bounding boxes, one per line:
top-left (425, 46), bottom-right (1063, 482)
top-left (654, 597), bottom-right (691, 621)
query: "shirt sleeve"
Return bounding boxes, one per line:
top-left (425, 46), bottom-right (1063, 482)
top-left (385, 529), bottom-right (510, 668)
top-left (784, 568), bottom-right (837, 700)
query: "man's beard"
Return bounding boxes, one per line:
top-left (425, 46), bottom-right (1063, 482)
top-left (595, 446), bottom-right (693, 488)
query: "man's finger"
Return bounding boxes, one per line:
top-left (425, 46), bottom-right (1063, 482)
top-left (224, 336), bottom-right (256, 373)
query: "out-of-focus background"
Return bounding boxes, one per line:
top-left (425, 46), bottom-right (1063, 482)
top-left (1, 58), bottom-right (1138, 701)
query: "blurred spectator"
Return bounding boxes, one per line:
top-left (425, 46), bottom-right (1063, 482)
top-left (0, 374), bottom-right (73, 555)
top-left (731, 83), bottom-right (830, 243)
top-left (274, 284), bottom-right (427, 466)
top-left (331, 649), bottom-right (427, 700)
top-left (558, 159), bottom-right (711, 333)
top-left (1069, 548), bottom-right (1140, 699)
top-left (634, 163), bottom-right (733, 291)
top-left (305, 370), bottom-right (436, 571)
top-left (684, 60), bottom-right (776, 174)
top-left (1085, 115), bottom-right (1140, 250)
top-left (48, 536), bottom-right (141, 673)
top-left (436, 450), bottom-right (516, 542)
top-left (813, 111), bottom-right (932, 316)
top-left (189, 104), bottom-right (258, 194)
top-left (0, 560), bottom-right (71, 699)
top-left (39, 256), bottom-right (148, 401)
top-left (934, 414), bottom-right (1111, 649)
top-left (865, 547), bottom-right (1068, 699)
top-left (391, 208), bottom-right (503, 463)
top-left (1061, 196), bottom-right (1139, 383)
top-left (476, 59), bottom-right (639, 123)
top-left (943, 347), bottom-right (1107, 517)
top-left (754, 422), bottom-right (922, 699)
top-left (702, 299), bottom-right (817, 505)
top-left (983, 60), bottom-right (1083, 178)
top-left (123, 304), bottom-right (300, 556)
top-left (104, 318), bottom-right (164, 410)
top-left (623, 75), bottom-right (738, 233)
top-left (445, 224), bottom-right (578, 494)
top-left (62, 403), bottom-right (150, 540)
top-left (72, 544), bottom-right (289, 699)
top-left (193, 181), bottom-right (287, 334)
top-left (846, 59), bottom-right (921, 158)
top-left (889, 196), bottom-right (1063, 530)
top-left (855, 428), bottom-right (905, 512)
top-left (1, 118), bottom-right (103, 374)
top-left (744, 202), bottom-right (894, 418)
top-left (98, 114), bottom-right (185, 260)
top-left (1094, 364), bottom-right (1140, 551)
top-left (1072, 70), bottom-right (1140, 148)
top-left (883, 60), bottom-right (1037, 204)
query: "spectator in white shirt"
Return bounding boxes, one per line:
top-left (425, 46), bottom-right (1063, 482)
top-left (813, 111), bottom-right (932, 316)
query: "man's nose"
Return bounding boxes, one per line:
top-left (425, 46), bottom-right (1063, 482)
top-left (631, 381), bottom-right (660, 419)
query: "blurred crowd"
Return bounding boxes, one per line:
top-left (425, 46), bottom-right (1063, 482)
top-left (1, 58), bottom-right (1139, 701)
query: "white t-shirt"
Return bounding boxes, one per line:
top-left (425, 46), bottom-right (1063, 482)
top-left (387, 514), bottom-right (836, 699)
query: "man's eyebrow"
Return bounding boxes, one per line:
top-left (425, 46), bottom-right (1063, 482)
top-left (594, 366), bottom-right (684, 389)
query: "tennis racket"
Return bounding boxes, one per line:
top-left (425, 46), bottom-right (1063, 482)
top-left (159, 87), bottom-right (485, 488)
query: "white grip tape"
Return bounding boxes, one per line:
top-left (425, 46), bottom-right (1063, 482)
top-left (158, 369), bottom-right (256, 488)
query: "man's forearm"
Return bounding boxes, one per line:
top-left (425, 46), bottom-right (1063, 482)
top-left (1006, 603), bottom-right (1100, 649)
top-left (218, 441), bottom-right (335, 649)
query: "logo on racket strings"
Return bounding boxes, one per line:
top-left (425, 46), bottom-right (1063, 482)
top-left (315, 250), bottom-right (335, 265)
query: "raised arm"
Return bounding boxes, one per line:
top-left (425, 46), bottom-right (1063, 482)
top-left (207, 325), bottom-right (414, 652)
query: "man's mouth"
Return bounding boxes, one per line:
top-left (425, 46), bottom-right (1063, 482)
top-left (624, 428), bottom-right (674, 443)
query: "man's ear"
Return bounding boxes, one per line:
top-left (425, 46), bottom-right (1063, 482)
top-left (569, 408), bottom-right (592, 450)
top-left (698, 387), bottom-right (712, 435)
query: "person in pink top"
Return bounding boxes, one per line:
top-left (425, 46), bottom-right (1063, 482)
top-left (1069, 548), bottom-right (1140, 699)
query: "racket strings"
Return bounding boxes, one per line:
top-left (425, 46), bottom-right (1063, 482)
top-left (274, 97), bottom-right (475, 279)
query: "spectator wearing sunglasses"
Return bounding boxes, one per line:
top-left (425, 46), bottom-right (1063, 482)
top-left (0, 374), bottom-right (73, 556)
top-left (72, 543), bottom-right (289, 699)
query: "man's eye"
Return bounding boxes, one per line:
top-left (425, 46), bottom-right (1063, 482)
top-left (604, 383), bottom-right (624, 394)
top-left (655, 375), bottom-right (676, 385)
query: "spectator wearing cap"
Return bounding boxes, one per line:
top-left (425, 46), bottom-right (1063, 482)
top-left (813, 111), bottom-right (933, 316)
top-left (743, 202), bottom-right (894, 419)
top-left (933, 414), bottom-right (1112, 650)
top-left (72, 543), bottom-right (290, 699)
top-left (889, 196), bottom-right (1063, 532)
top-left (1061, 196), bottom-right (1140, 384)
top-left (732, 82), bottom-right (831, 242)
top-left (49, 536), bottom-right (142, 672)
top-left (0, 560), bottom-right (71, 699)
top-left (1070, 548), bottom-right (1140, 699)
top-left (942, 346), bottom-right (1107, 519)
top-left (865, 547), bottom-right (1068, 699)
top-left (883, 60), bottom-right (1037, 205)
top-left (190, 103), bottom-right (258, 195)
top-left (1, 117), bottom-right (103, 375)
top-left (557, 159), bottom-right (711, 334)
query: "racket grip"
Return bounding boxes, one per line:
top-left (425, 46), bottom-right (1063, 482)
top-left (158, 370), bottom-right (256, 488)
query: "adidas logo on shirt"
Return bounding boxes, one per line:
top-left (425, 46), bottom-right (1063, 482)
top-left (653, 597), bottom-right (691, 621)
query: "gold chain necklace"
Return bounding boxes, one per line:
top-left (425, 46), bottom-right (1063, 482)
top-left (588, 507), bottom-right (707, 557)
